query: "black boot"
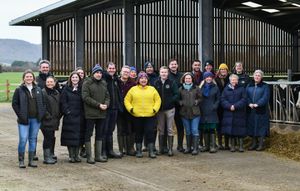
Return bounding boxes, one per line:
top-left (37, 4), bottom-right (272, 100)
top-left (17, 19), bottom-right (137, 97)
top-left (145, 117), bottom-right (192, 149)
top-left (102, 140), bottom-right (108, 160)
top-left (168, 136), bottom-right (174, 157)
top-left (148, 143), bottom-right (156, 158)
top-left (224, 135), bottom-right (230, 150)
top-left (217, 133), bottom-right (224, 150)
top-left (28, 151), bottom-right (37, 167)
top-left (256, 137), bottom-right (265, 151)
top-left (239, 138), bottom-right (244, 152)
top-left (230, 137), bottom-right (236, 152)
top-left (198, 132), bottom-right (203, 150)
top-left (117, 136), bottom-right (125, 156)
top-left (136, 143), bottom-right (143, 158)
top-left (184, 135), bottom-right (191, 154)
top-left (209, 134), bottom-right (217, 153)
top-left (163, 134), bottom-right (168, 153)
top-left (80, 144), bottom-right (87, 158)
top-left (201, 133), bottom-right (210, 152)
top-left (51, 137), bottom-right (57, 161)
top-left (157, 135), bottom-right (164, 155)
top-left (248, 137), bottom-right (257, 151)
top-left (85, 142), bottom-right (95, 164)
top-left (192, 136), bottom-right (199, 155)
top-left (95, 140), bottom-right (107, 162)
top-left (74, 147), bottom-right (81, 162)
top-left (108, 137), bottom-right (122, 158)
top-left (18, 152), bottom-right (26, 168)
top-left (67, 146), bottom-right (75, 163)
top-left (33, 150), bottom-right (38, 161)
top-left (43, 148), bottom-right (56, 164)
top-left (126, 135), bottom-right (136, 156)
top-left (177, 132), bottom-right (184, 152)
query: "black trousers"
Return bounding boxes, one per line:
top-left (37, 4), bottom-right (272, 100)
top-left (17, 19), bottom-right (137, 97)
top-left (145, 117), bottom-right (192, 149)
top-left (117, 110), bottom-right (135, 136)
top-left (41, 129), bottom-right (55, 149)
top-left (85, 119), bottom-right (104, 142)
top-left (134, 117), bottom-right (156, 144)
top-left (175, 106), bottom-right (184, 145)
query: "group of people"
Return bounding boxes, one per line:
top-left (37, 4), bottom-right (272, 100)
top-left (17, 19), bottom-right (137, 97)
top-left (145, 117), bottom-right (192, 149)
top-left (12, 58), bottom-right (270, 168)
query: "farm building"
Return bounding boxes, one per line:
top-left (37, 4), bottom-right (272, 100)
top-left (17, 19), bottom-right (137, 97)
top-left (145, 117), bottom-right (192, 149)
top-left (9, 0), bottom-right (300, 76)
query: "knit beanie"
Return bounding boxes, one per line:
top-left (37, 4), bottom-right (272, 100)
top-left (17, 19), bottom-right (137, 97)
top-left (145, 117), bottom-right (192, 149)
top-left (219, 63), bottom-right (229, 70)
top-left (203, 71), bottom-right (214, 79)
top-left (92, 64), bottom-right (103, 74)
top-left (144, 61), bottom-right (154, 69)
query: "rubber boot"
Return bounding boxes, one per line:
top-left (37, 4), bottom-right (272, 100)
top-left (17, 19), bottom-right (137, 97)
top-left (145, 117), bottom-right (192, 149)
top-left (256, 137), bottom-right (265, 151)
top-left (177, 132), bottom-right (184, 152)
top-left (74, 147), bottom-right (81, 162)
top-left (163, 134), bottom-right (168, 153)
top-left (102, 140), bottom-right (108, 160)
top-left (51, 137), bottom-right (57, 161)
top-left (126, 135), bottom-right (136, 156)
top-left (168, 136), bottom-right (174, 157)
top-left (153, 129), bottom-right (158, 154)
top-left (67, 146), bottom-right (75, 163)
top-left (201, 133), bottom-right (210, 152)
top-left (80, 144), bottom-right (87, 158)
top-left (217, 133), bottom-right (224, 150)
top-left (239, 138), bottom-right (244, 152)
top-left (143, 138), bottom-right (148, 152)
top-left (248, 137), bottom-right (257, 151)
top-left (209, 134), bottom-right (217, 153)
top-left (224, 135), bottom-right (230, 150)
top-left (148, 143), bottom-right (156, 159)
top-left (28, 151), bottom-right (38, 167)
top-left (157, 135), bottom-right (164, 155)
top-left (95, 140), bottom-right (107, 162)
top-left (136, 143), bottom-right (143, 158)
top-left (107, 137), bottom-right (122, 158)
top-left (192, 136), bottom-right (199, 155)
top-left (117, 136), bottom-right (125, 156)
top-left (85, 142), bottom-right (95, 164)
top-left (199, 131), bottom-right (203, 150)
top-left (43, 148), bottom-right (56, 164)
top-left (18, 152), bottom-right (26, 168)
top-left (184, 135), bottom-right (191, 154)
top-left (33, 150), bottom-right (38, 161)
top-left (230, 137), bottom-right (236, 152)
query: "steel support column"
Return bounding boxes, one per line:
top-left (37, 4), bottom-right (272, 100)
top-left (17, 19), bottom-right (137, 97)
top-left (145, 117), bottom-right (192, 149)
top-left (124, 0), bottom-right (135, 68)
top-left (75, 11), bottom-right (84, 68)
top-left (292, 31), bottom-right (299, 74)
top-left (42, 23), bottom-right (49, 60)
top-left (199, 0), bottom-right (213, 65)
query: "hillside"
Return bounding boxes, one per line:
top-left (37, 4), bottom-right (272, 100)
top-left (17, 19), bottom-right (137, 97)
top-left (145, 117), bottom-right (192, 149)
top-left (0, 39), bottom-right (41, 64)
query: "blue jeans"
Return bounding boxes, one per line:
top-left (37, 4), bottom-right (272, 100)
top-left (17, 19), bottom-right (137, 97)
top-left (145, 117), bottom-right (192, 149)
top-left (182, 117), bottom-right (200, 136)
top-left (18, 118), bottom-right (41, 153)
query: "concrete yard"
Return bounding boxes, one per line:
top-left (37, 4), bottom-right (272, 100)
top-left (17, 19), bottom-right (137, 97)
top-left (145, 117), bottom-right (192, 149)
top-left (0, 103), bottom-right (300, 191)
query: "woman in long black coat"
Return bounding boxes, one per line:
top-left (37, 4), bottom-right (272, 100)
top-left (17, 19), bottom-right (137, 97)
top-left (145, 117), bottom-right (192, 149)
top-left (220, 74), bottom-right (247, 152)
top-left (60, 71), bottom-right (84, 163)
top-left (246, 70), bottom-right (270, 151)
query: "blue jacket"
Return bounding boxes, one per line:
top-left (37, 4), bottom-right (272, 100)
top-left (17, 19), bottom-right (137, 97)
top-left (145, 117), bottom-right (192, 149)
top-left (220, 84), bottom-right (247, 136)
top-left (246, 81), bottom-right (270, 137)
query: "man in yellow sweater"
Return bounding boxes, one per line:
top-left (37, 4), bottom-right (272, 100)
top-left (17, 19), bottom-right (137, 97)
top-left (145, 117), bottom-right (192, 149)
top-left (124, 71), bottom-right (161, 158)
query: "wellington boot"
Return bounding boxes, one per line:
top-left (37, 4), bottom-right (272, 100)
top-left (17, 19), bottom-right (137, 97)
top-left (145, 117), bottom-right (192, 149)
top-left (192, 136), bottom-right (199, 155)
top-left (136, 143), bottom-right (143, 158)
top-left (239, 138), bottom-right (244, 152)
top-left (230, 137), bottom-right (236, 152)
top-left (28, 151), bottom-right (38, 167)
top-left (43, 148), bottom-right (56, 164)
top-left (74, 147), bottom-right (81, 162)
top-left (126, 135), bottom-right (136, 156)
top-left (95, 140), bottom-right (107, 162)
top-left (148, 143), bottom-right (156, 158)
top-left (157, 135), bottom-right (164, 155)
top-left (18, 152), bottom-right (26, 168)
top-left (67, 146), bottom-right (75, 163)
top-left (209, 134), bottom-right (217, 153)
top-left (201, 133), bottom-right (210, 152)
top-left (256, 137), bottom-right (265, 151)
top-left (107, 137), bottom-right (122, 158)
top-left (168, 136), bottom-right (174, 157)
top-left (85, 142), bottom-right (95, 164)
top-left (184, 135), bottom-right (191, 154)
top-left (248, 137), bottom-right (257, 151)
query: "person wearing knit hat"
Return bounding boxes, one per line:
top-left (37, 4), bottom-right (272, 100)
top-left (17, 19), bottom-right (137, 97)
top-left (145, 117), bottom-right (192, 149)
top-left (124, 71), bottom-right (161, 159)
top-left (82, 64), bottom-right (110, 164)
top-left (130, 66), bottom-right (137, 79)
top-left (144, 61), bottom-right (158, 86)
top-left (199, 71), bottom-right (220, 153)
top-left (204, 60), bottom-right (215, 74)
top-left (92, 64), bottom-right (103, 74)
top-left (215, 63), bottom-right (230, 150)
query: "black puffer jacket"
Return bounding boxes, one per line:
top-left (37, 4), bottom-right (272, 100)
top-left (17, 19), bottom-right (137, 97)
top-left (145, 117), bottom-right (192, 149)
top-left (41, 88), bottom-right (61, 131)
top-left (154, 78), bottom-right (179, 111)
top-left (12, 84), bottom-right (45, 125)
top-left (60, 85), bottom-right (84, 146)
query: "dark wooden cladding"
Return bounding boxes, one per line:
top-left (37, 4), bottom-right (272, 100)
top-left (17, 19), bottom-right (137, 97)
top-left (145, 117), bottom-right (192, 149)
top-left (49, 18), bottom-right (75, 75)
top-left (84, 9), bottom-right (123, 74)
top-left (213, 8), bottom-right (293, 75)
top-left (136, 0), bottom-right (199, 72)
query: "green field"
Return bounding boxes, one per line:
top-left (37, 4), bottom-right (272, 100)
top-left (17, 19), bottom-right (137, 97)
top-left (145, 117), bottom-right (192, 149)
top-left (0, 72), bottom-right (37, 102)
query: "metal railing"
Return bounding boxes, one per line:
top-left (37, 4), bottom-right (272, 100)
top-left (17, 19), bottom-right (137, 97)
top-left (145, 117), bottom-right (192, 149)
top-left (266, 81), bottom-right (300, 124)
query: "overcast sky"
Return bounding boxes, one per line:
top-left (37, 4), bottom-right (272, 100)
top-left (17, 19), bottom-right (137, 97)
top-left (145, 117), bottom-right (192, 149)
top-left (0, 0), bottom-right (59, 44)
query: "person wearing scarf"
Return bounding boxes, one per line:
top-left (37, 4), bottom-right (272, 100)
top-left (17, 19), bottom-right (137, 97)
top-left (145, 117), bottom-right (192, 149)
top-left (178, 72), bottom-right (202, 155)
top-left (199, 72), bottom-right (220, 153)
